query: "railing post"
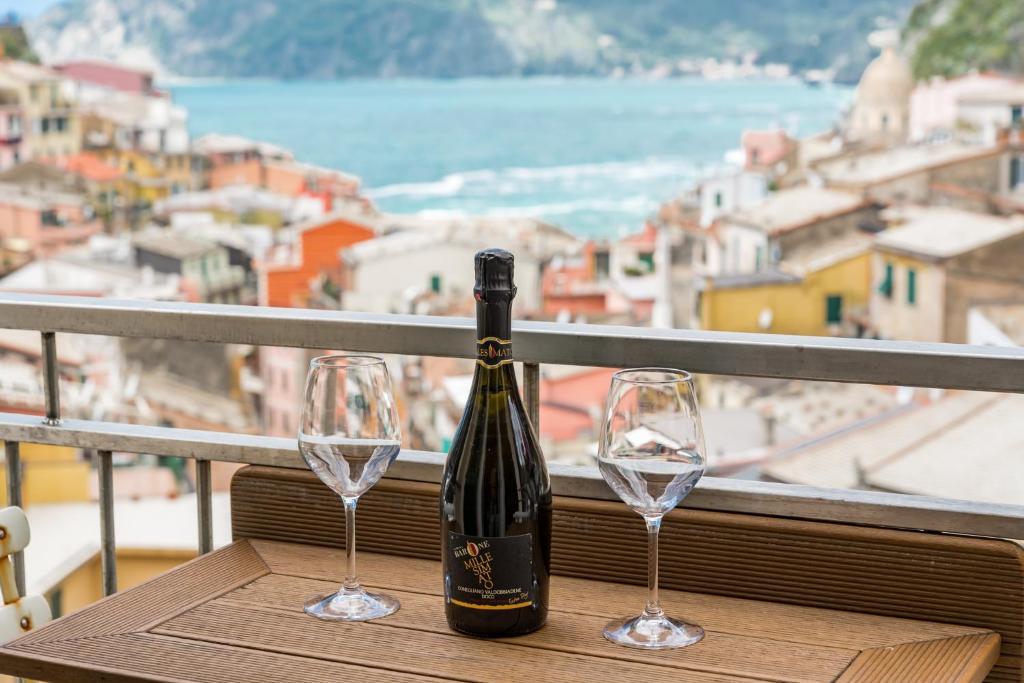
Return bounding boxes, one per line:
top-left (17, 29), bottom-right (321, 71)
top-left (523, 362), bottom-right (540, 431)
top-left (97, 450), bottom-right (116, 597)
top-left (40, 332), bottom-right (61, 426)
top-left (4, 441), bottom-right (25, 596)
top-left (196, 459), bottom-right (213, 555)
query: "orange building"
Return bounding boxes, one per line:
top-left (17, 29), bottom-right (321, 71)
top-left (538, 366), bottom-right (617, 443)
top-left (259, 213), bottom-right (377, 309)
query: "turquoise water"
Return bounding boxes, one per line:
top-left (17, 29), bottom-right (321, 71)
top-left (171, 78), bottom-right (851, 238)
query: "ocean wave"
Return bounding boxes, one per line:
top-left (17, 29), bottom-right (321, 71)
top-left (367, 158), bottom-right (698, 200)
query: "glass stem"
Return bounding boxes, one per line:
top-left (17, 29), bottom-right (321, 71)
top-left (343, 497), bottom-right (359, 591)
top-left (644, 515), bottom-right (663, 618)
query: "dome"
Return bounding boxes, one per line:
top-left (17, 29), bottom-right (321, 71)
top-left (856, 46), bottom-right (913, 108)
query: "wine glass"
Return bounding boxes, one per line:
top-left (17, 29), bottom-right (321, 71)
top-left (299, 354), bottom-right (402, 621)
top-left (596, 368), bottom-right (707, 649)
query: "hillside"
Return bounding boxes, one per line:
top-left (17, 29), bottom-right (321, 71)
top-left (906, 0), bottom-right (1024, 79)
top-left (27, 0), bottom-right (914, 81)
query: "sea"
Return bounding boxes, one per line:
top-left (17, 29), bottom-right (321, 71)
top-left (170, 78), bottom-right (852, 239)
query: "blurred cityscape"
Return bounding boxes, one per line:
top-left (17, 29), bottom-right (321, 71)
top-left (0, 15), bottom-right (1021, 612)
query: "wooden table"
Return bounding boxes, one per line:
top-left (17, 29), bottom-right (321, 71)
top-left (0, 539), bottom-right (1000, 683)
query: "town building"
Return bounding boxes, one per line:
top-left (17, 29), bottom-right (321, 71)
top-left (0, 238), bottom-right (181, 299)
top-left (700, 230), bottom-right (873, 337)
top-left (0, 181), bottom-right (101, 258)
top-left (0, 61), bottom-right (79, 161)
top-left (256, 212), bottom-right (380, 437)
top-left (909, 73), bottom-right (1023, 141)
top-left (870, 206), bottom-right (1024, 343)
top-left (154, 184), bottom-right (328, 228)
top-left (133, 231), bottom-right (246, 304)
top-left (192, 133), bottom-right (362, 211)
top-left (741, 129), bottom-right (797, 179)
top-left (0, 85), bottom-right (24, 168)
top-left (812, 142), bottom-right (1007, 205)
top-left (845, 31), bottom-right (912, 147)
top-left (953, 83), bottom-right (1024, 145)
top-left (715, 185), bottom-right (875, 275)
top-left (56, 60), bottom-right (161, 98)
top-left (341, 216), bottom-right (578, 315)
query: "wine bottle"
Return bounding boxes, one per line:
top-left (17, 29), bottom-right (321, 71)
top-left (440, 248), bottom-right (552, 637)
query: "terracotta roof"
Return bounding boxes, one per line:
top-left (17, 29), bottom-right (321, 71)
top-left (63, 154), bottom-right (123, 182)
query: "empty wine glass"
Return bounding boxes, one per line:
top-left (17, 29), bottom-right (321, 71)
top-left (299, 355), bottom-right (402, 621)
top-left (596, 368), bottom-right (706, 649)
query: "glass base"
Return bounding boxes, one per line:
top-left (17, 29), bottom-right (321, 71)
top-left (304, 587), bottom-right (400, 622)
top-left (602, 613), bottom-right (704, 649)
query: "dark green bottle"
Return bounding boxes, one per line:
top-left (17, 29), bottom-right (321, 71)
top-left (440, 248), bottom-right (552, 637)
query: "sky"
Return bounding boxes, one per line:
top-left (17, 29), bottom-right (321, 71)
top-left (3, 0), bottom-right (60, 19)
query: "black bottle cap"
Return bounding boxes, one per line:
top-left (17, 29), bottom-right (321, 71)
top-left (474, 248), bottom-right (517, 302)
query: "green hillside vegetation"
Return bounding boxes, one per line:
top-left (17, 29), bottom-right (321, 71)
top-left (0, 23), bottom-right (38, 63)
top-left (907, 0), bottom-right (1024, 79)
top-left (32, 0), bottom-right (914, 80)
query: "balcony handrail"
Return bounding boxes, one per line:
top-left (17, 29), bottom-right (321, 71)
top-left (0, 292), bottom-right (1021, 598)
top-left (0, 412), bottom-right (1019, 539)
top-left (2, 292), bottom-right (1024, 391)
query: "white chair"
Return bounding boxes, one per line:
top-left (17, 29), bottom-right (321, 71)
top-left (0, 507), bottom-right (51, 642)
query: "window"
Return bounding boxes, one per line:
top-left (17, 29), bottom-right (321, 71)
top-left (755, 245), bottom-right (763, 271)
top-left (714, 191), bottom-right (723, 208)
top-left (1011, 156), bottom-right (1022, 190)
top-left (638, 251), bottom-right (654, 271)
top-left (595, 250), bottom-right (610, 279)
top-left (825, 295), bottom-right (843, 325)
top-left (40, 117), bottom-right (50, 134)
top-left (881, 113), bottom-right (889, 130)
top-left (430, 274), bottom-right (441, 294)
top-left (879, 262), bottom-right (894, 299)
top-left (750, 148), bottom-right (760, 165)
top-left (1012, 105), bottom-right (1022, 128)
top-left (55, 117), bottom-right (67, 132)
top-left (907, 268), bottom-right (917, 305)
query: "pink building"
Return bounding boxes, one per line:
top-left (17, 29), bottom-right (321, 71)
top-left (0, 184), bottom-right (102, 257)
top-left (909, 73), bottom-right (1022, 141)
top-left (742, 129), bottom-right (795, 171)
top-left (55, 60), bottom-right (159, 96)
top-left (0, 87), bottom-right (24, 170)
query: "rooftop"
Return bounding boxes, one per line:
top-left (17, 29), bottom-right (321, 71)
top-left (192, 133), bottom-right (292, 160)
top-left (779, 230), bottom-right (875, 274)
top-left (0, 182), bottom-right (84, 209)
top-left (724, 186), bottom-right (867, 235)
top-left (875, 205), bottom-right (1024, 259)
top-left (763, 392), bottom-right (1023, 506)
top-left (345, 214), bottom-right (578, 266)
top-left (815, 143), bottom-right (1000, 186)
top-left (957, 83), bottom-right (1024, 106)
top-left (708, 270), bottom-right (802, 290)
top-left (0, 239), bottom-right (181, 298)
top-left (972, 303), bottom-right (1024, 345)
top-left (133, 232), bottom-right (219, 260)
top-left (0, 60), bottom-right (61, 84)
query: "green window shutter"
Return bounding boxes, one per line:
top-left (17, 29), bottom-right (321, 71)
top-left (430, 274), bottom-right (441, 294)
top-left (878, 262), bottom-right (894, 298)
top-left (907, 269), bottom-right (916, 305)
top-left (639, 252), bottom-right (655, 272)
top-left (826, 295), bottom-right (843, 324)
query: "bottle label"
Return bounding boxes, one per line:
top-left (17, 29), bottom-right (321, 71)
top-left (476, 337), bottom-right (513, 368)
top-left (447, 532), bottom-right (534, 610)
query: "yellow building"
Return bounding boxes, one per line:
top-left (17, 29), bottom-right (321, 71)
top-left (0, 443), bottom-right (90, 506)
top-left (0, 61), bottom-right (80, 161)
top-left (701, 239), bottom-right (872, 337)
top-left (101, 148), bottom-right (174, 206)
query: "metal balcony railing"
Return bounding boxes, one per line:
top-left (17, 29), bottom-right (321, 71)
top-left (0, 292), bottom-right (1022, 599)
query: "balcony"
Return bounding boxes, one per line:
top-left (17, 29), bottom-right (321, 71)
top-left (0, 292), bottom-right (1021, 681)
